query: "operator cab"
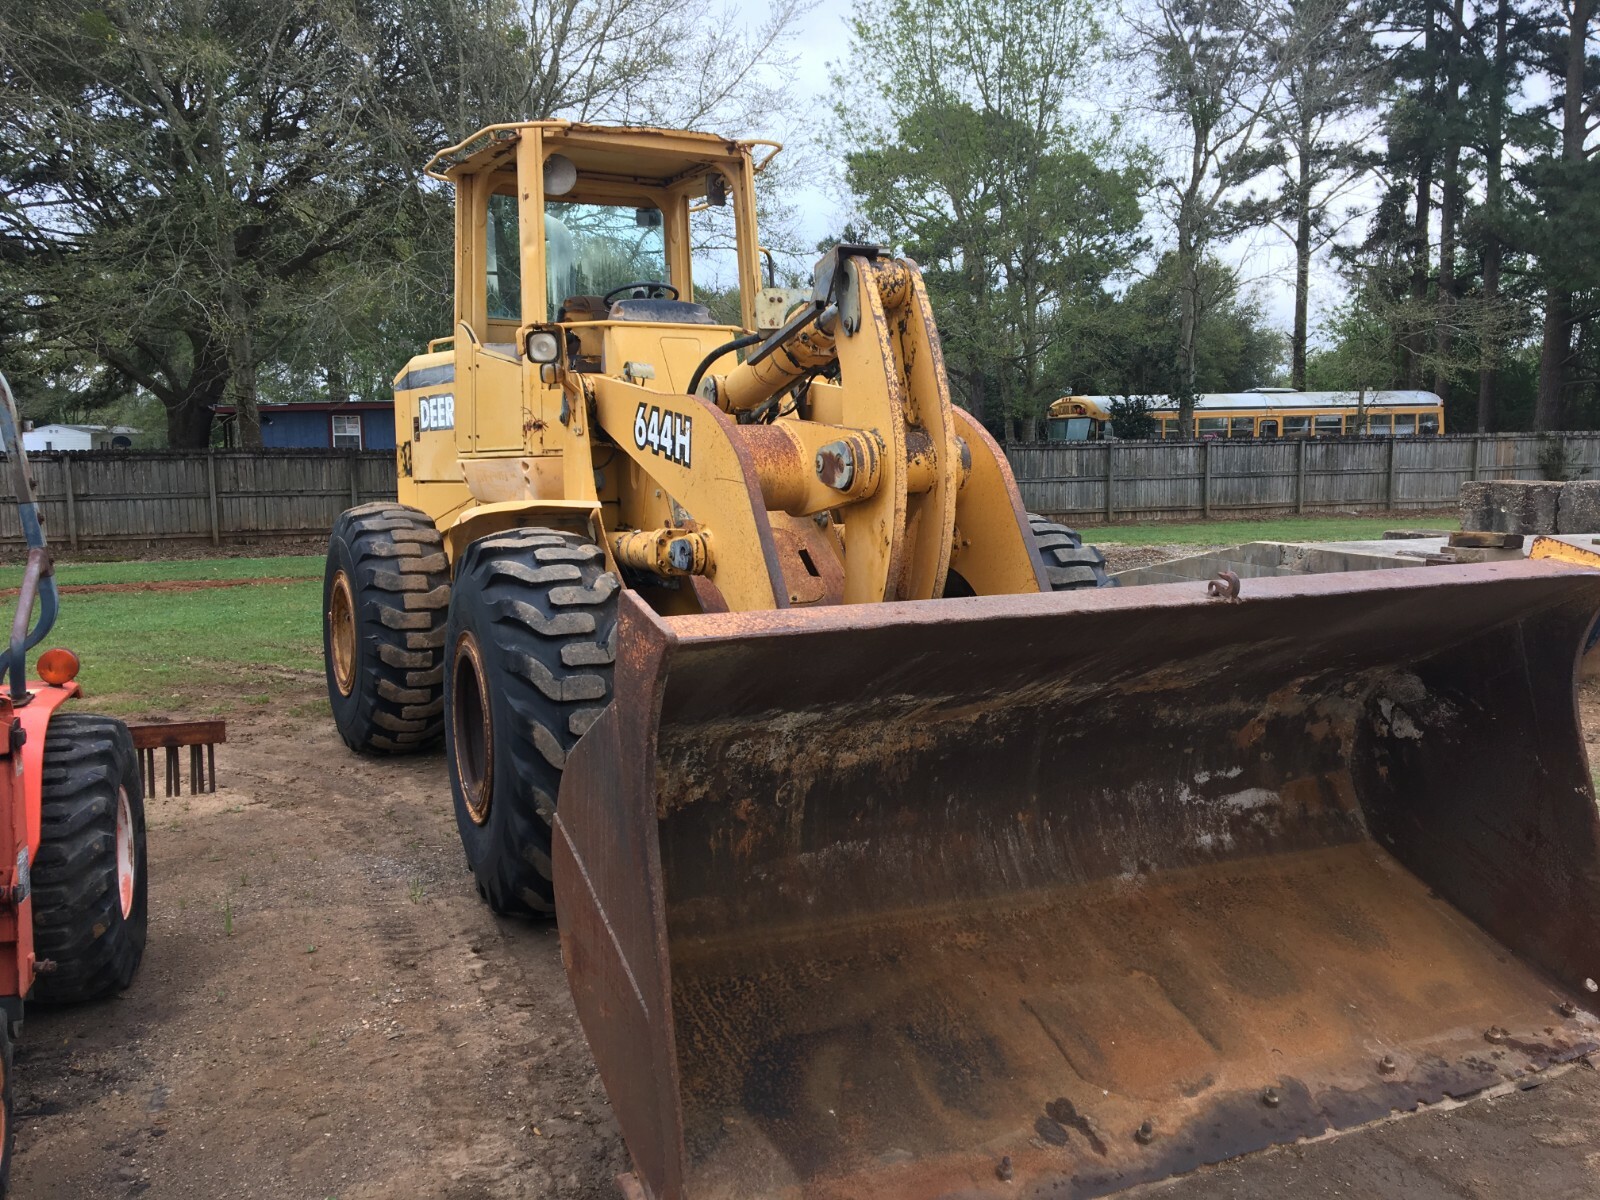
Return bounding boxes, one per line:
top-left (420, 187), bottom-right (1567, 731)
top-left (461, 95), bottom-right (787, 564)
top-left (425, 122), bottom-right (771, 351)
top-left (403, 123), bottom-right (776, 486)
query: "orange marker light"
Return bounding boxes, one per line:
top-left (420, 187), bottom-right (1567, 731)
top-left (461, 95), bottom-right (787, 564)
top-left (36, 648), bottom-right (80, 686)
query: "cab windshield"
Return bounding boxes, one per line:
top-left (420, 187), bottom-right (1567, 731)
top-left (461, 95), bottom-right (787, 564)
top-left (545, 202), bottom-right (669, 313)
top-left (483, 194), bottom-right (671, 322)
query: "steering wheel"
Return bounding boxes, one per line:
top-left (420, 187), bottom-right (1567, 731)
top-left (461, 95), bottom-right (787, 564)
top-left (604, 281), bottom-right (679, 306)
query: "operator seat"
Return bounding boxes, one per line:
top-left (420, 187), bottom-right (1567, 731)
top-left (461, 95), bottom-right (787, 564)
top-left (558, 295), bottom-right (607, 322)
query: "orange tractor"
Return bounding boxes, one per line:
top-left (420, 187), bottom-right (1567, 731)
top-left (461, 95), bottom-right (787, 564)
top-left (0, 373), bottom-right (149, 1192)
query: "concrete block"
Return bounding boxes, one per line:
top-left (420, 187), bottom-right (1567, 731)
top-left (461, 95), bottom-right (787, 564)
top-left (1457, 481), bottom-right (1494, 532)
top-left (1558, 479), bottom-right (1600, 534)
top-left (1458, 480), bottom-right (1560, 535)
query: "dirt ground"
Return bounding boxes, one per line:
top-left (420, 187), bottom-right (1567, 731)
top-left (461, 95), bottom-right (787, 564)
top-left (11, 706), bottom-right (629, 1200)
top-left (11, 678), bottom-right (1600, 1199)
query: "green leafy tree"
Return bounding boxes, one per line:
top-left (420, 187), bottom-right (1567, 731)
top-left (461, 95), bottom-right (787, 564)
top-left (1524, 0), bottom-right (1600, 429)
top-left (1106, 394), bottom-right (1158, 438)
top-left (833, 0), bottom-right (1149, 440)
top-left (1055, 255), bottom-right (1286, 397)
top-left (0, 0), bottom-right (803, 447)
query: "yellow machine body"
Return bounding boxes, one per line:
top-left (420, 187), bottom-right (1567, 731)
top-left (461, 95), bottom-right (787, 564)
top-left (392, 121), bottom-right (1045, 611)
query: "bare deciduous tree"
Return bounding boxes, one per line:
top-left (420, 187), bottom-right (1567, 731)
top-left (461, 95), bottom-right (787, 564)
top-left (1123, 0), bottom-right (1284, 435)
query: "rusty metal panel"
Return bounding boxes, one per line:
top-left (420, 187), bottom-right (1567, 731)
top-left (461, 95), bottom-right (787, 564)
top-left (555, 609), bottom-right (687, 1200)
top-left (559, 561), bottom-right (1600, 1200)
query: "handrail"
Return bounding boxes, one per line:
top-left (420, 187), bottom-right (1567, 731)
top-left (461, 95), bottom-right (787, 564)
top-left (0, 372), bottom-right (57, 702)
top-left (740, 140), bottom-right (784, 173)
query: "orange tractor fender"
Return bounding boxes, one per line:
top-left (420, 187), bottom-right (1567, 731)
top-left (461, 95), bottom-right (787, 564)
top-left (0, 681), bottom-right (80, 1002)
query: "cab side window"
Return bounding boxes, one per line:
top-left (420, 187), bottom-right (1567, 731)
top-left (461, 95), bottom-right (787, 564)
top-left (486, 193), bottom-right (522, 321)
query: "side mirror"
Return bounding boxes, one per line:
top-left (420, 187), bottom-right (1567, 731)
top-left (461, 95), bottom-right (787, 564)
top-left (635, 207), bottom-right (664, 228)
top-left (705, 173), bottom-right (728, 207)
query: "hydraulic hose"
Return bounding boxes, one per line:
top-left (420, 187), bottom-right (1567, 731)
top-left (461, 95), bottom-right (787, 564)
top-left (686, 333), bottom-right (763, 401)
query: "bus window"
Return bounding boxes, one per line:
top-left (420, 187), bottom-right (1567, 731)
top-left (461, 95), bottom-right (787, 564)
top-left (1284, 415), bottom-right (1312, 437)
top-left (1198, 417), bottom-right (1228, 438)
top-left (1046, 417), bottom-right (1098, 441)
top-left (1394, 413), bottom-right (1418, 436)
top-left (1419, 413), bottom-right (1440, 435)
top-left (1229, 417), bottom-right (1255, 438)
top-left (1314, 414), bottom-right (1344, 436)
top-left (1259, 419), bottom-right (1278, 437)
top-left (1157, 418), bottom-right (1173, 440)
top-left (1365, 414), bottom-right (1392, 436)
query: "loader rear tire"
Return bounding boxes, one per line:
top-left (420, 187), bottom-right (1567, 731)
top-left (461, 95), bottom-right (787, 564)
top-left (445, 529), bottom-right (617, 917)
top-left (324, 503), bottom-right (450, 754)
top-left (1027, 513), bottom-right (1113, 589)
top-left (32, 713), bottom-right (147, 1005)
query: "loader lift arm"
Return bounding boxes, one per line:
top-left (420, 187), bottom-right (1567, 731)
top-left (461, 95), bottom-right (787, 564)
top-left (574, 248), bottom-right (1047, 608)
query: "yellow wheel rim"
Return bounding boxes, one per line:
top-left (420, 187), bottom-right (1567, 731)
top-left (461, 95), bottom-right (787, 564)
top-left (329, 570), bottom-right (357, 697)
top-left (452, 631), bottom-right (494, 825)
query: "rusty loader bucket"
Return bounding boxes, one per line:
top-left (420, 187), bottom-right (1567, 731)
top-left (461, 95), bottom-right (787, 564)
top-left (555, 560), bottom-right (1600, 1200)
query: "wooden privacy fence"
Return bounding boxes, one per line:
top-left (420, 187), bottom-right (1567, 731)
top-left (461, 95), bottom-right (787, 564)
top-left (0, 450), bottom-right (398, 550)
top-left (1007, 433), bottom-right (1600, 524)
top-left (1, 437), bottom-right (1596, 550)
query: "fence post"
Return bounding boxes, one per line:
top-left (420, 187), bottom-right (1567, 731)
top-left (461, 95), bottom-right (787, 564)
top-left (1385, 437), bottom-right (1398, 511)
top-left (60, 457), bottom-right (79, 551)
top-left (1295, 438), bottom-right (1306, 515)
top-left (1469, 436), bottom-right (1481, 482)
top-left (1103, 443), bottom-right (1114, 523)
top-left (205, 450), bottom-right (221, 547)
top-left (349, 454), bottom-right (361, 508)
top-left (1201, 440), bottom-right (1212, 519)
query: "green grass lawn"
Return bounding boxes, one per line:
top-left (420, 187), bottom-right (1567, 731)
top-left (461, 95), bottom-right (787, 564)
top-left (0, 555), bottom-right (322, 589)
top-left (11, 562), bottom-right (325, 719)
top-left (1088, 514), bottom-right (1459, 546)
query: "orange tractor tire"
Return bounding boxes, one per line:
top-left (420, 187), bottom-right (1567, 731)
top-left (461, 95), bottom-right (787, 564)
top-left (444, 530), bottom-right (616, 917)
top-left (323, 504), bottom-right (451, 754)
top-left (32, 714), bottom-right (147, 1005)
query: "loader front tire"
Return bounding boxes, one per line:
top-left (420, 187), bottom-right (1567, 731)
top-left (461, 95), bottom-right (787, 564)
top-left (324, 503), bottom-right (451, 754)
top-left (32, 714), bottom-right (147, 1005)
top-left (445, 530), bottom-right (617, 917)
top-left (1028, 513), bottom-right (1113, 589)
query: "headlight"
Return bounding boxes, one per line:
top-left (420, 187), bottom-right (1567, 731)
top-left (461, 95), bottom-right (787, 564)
top-left (525, 330), bottom-right (561, 363)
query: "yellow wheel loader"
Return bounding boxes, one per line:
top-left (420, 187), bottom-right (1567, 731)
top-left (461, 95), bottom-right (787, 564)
top-left (324, 122), bottom-right (1600, 1200)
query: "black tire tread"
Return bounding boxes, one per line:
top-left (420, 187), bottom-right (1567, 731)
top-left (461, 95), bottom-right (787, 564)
top-left (325, 503), bottom-right (450, 754)
top-left (448, 529), bottom-right (617, 917)
top-left (32, 713), bottom-right (147, 1005)
top-left (1027, 513), bottom-right (1114, 589)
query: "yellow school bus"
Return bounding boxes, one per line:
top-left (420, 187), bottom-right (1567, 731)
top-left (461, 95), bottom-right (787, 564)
top-left (1046, 390), bottom-right (1446, 440)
